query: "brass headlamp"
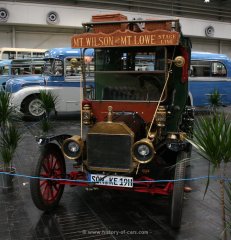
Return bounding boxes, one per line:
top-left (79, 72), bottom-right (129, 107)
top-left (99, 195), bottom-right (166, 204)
top-left (132, 138), bottom-right (155, 164)
top-left (62, 135), bottom-right (84, 160)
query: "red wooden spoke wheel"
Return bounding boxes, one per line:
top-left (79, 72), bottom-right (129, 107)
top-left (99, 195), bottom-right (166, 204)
top-left (30, 143), bottom-right (66, 211)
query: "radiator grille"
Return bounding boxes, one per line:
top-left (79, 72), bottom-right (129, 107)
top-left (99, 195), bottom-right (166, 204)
top-left (87, 133), bottom-right (132, 172)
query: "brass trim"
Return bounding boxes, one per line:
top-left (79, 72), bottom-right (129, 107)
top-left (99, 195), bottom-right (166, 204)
top-left (86, 166), bottom-right (132, 173)
top-left (146, 47), bottom-right (175, 138)
top-left (88, 121), bottom-right (135, 137)
top-left (107, 105), bottom-right (113, 122)
top-left (155, 105), bottom-right (167, 127)
top-left (82, 103), bottom-right (92, 125)
top-left (179, 132), bottom-right (187, 141)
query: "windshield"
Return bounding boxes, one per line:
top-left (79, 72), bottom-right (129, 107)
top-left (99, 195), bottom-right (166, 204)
top-left (0, 66), bottom-right (10, 76)
top-left (43, 59), bottom-right (63, 76)
top-left (190, 60), bottom-right (227, 77)
top-left (92, 47), bottom-right (167, 101)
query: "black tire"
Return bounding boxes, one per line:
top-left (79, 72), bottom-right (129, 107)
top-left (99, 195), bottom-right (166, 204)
top-left (21, 95), bottom-right (45, 121)
top-left (30, 143), bottom-right (66, 211)
top-left (170, 151), bottom-right (187, 229)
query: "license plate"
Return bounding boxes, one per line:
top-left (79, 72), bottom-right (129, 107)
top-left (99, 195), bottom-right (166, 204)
top-left (90, 174), bottom-right (133, 188)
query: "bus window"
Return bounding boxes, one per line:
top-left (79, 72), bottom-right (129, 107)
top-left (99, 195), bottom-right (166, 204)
top-left (11, 67), bottom-right (19, 75)
top-left (2, 50), bottom-right (16, 59)
top-left (65, 58), bottom-right (81, 76)
top-left (0, 48), bottom-right (46, 60)
top-left (32, 52), bottom-right (45, 58)
top-left (23, 67), bottom-right (31, 74)
top-left (9, 59), bottom-right (44, 76)
top-left (32, 66), bottom-right (43, 74)
top-left (190, 60), bottom-right (211, 77)
top-left (4, 66), bottom-right (10, 75)
top-left (18, 51), bottom-right (31, 59)
top-left (190, 60), bottom-right (227, 77)
top-left (1, 66), bottom-right (10, 75)
top-left (44, 59), bottom-right (63, 76)
top-left (211, 62), bottom-right (227, 77)
top-left (65, 56), bottom-right (94, 80)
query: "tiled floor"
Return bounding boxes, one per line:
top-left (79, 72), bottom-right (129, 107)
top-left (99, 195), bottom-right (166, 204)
top-left (0, 114), bottom-right (230, 240)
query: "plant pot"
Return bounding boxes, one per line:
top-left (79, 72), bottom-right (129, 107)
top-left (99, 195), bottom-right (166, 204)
top-left (0, 167), bottom-right (16, 191)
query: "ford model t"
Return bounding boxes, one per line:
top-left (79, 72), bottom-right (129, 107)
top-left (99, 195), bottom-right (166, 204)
top-left (30, 14), bottom-right (193, 228)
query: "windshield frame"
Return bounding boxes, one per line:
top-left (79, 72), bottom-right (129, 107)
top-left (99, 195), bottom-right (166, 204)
top-left (83, 46), bottom-right (168, 102)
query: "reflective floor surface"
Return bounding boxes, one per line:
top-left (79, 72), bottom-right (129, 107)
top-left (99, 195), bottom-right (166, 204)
top-left (0, 113), bottom-right (230, 240)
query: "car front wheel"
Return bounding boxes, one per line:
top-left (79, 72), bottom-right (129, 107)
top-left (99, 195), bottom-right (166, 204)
top-left (30, 143), bottom-right (66, 211)
top-left (22, 95), bottom-right (45, 120)
top-left (170, 151), bottom-right (187, 229)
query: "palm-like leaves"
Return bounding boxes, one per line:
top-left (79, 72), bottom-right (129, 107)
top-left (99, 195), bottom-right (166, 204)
top-left (39, 118), bottom-right (53, 134)
top-left (39, 90), bottom-right (57, 134)
top-left (208, 89), bottom-right (222, 112)
top-left (0, 91), bottom-right (11, 125)
top-left (0, 125), bottom-right (21, 151)
top-left (0, 91), bottom-right (20, 126)
top-left (188, 113), bottom-right (231, 167)
top-left (0, 91), bottom-right (22, 170)
top-left (39, 90), bottom-right (57, 117)
top-left (188, 112), bottom-right (231, 240)
top-left (0, 148), bottom-right (13, 168)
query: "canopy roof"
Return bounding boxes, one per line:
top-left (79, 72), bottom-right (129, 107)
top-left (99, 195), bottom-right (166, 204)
top-left (71, 14), bottom-right (181, 49)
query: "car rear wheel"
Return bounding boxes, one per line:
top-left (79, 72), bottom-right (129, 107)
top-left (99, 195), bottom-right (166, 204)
top-left (30, 143), bottom-right (66, 211)
top-left (170, 151), bottom-right (187, 229)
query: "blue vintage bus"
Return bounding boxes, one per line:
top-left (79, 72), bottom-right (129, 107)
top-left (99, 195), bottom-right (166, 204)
top-left (0, 58), bottom-right (44, 90)
top-left (5, 47), bottom-right (94, 120)
top-left (189, 51), bottom-right (231, 107)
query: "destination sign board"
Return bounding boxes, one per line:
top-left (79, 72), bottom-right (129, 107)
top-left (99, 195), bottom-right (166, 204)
top-left (72, 30), bottom-right (180, 48)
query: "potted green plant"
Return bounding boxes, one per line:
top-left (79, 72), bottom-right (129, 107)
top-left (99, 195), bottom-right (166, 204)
top-left (0, 91), bottom-right (21, 190)
top-left (188, 112), bottom-right (231, 240)
top-left (25, 90), bottom-right (58, 137)
top-left (39, 90), bottom-right (58, 134)
top-left (207, 88), bottom-right (222, 113)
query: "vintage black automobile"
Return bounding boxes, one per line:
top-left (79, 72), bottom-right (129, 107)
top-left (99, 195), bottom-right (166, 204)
top-left (30, 13), bottom-right (194, 228)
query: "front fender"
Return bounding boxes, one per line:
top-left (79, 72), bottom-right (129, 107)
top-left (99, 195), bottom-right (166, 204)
top-left (35, 134), bottom-right (72, 147)
top-left (10, 85), bottom-right (45, 109)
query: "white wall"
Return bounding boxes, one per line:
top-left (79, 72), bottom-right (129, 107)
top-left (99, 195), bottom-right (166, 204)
top-left (0, 1), bottom-right (231, 56)
top-left (16, 31), bottom-right (73, 48)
